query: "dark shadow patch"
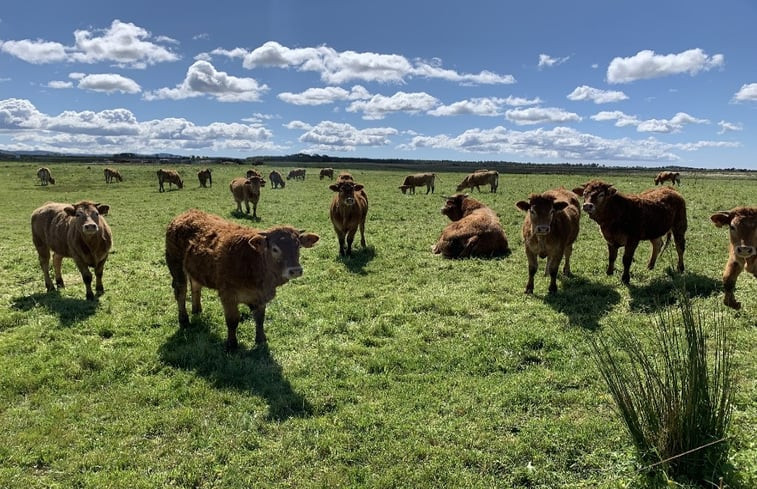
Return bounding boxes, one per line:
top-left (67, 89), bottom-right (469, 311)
top-left (158, 318), bottom-right (313, 421)
top-left (339, 245), bottom-right (376, 274)
top-left (628, 270), bottom-right (721, 312)
top-left (229, 210), bottom-right (261, 222)
top-left (11, 291), bottom-right (99, 327)
top-left (544, 275), bottom-right (621, 331)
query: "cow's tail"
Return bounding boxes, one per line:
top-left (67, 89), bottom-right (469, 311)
top-left (660, 230), bottom-right (673, 254)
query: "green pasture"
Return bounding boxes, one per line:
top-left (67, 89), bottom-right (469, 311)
top-left (0, 162), bottom-right (754, 488)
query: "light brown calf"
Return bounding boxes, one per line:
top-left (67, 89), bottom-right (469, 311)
top-left (31, 201), bottom-right (112, 300)
top-left (711, 206), bottom-right (757, 309)
top-left (433, 194), bottom-right (509, 258)
top-left (104, 167), bottom-right (123, 183)
top-left (165, 209), bottom-right (319, 349)
top-left (37, 167), bottom-right (55, 186)
top-left (319, 168), bottom-right (334, 180)
top-left (655, 171), bottom-right (680, 185)
top-left (399, 173), bottom-right (436, 194)
top-left (230, 176), bottom-right (265, 219)
top-left (456, 170), bottom-right (498, 193)
top-left (157, 169), bottom-right (183, 192)
top-left (329, 180), bottom-right (368, 256)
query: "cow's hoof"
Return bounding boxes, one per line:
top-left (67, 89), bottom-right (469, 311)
top-left (86, 292), bottom-right (95, 301)
top-left (179, 313), bottom-right (190, 328)
top-left (524, 288), bottom-right (534, 295)
top-left (56, 279), bottom-right (65, 288)
top-left (224, 340), bottom-right (239, 352)
top-left (724, 299), bottom-right (741, 310)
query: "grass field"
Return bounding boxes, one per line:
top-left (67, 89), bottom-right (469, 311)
top-left (0, 162), bottom-right (755, 488)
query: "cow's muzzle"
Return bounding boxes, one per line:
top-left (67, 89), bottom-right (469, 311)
top-left (284, 266), bottom-right (303, 279)
top-left (535, 225), bottom-right (550, 235)
top-left (582, 203), bottom-right (595, 214)
top-left (735, 245), bottom-right (756, 257)
top-left (82, 223), bottom-right (99, 234)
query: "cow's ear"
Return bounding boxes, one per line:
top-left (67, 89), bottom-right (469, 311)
top-left (96, 204), bottom-right (110, 216)
top-left (710, 212), bottom-right (732, 228)
top-left (329, 184), bottom-right (339, 192)
top-left (572, 186), bottom-right (585, 196)
top-left (64, 205), bottom-right (76, 216)
top-left (353, 184), bottom-right (364, 191)
top-left (299, 232), bottom-right (320, 248)
top-left (247, 234), bottom-right (267, 251)
top-left (553, 201), bottom-right (569, 211)
top-left (607, 186), bottom-right (617, 196)
top-left (260, 180), bottom-right (266, 186)
top-left (515, 200), bottom-right (530, 211)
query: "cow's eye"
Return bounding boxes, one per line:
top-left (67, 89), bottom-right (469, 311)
top-left (529, 208), bottom-right (536, 214)
top-left (92, 211), bottom-right (98, 217)
top-left (597, 192), bottom-right (604, 198)
top-left (271, 245), bottom-right (281, 255)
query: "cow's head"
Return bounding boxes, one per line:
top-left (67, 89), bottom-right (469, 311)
top-left (64, 201), bottom-right (109, 236)
top-left (49, 177), bottom-right (56, 185)
top-left (711, 208), bottom-right (757, 259)
top-left (249, 227), bottom-right (320, 280)
top-left (441, 194), bottom-right (468, 221)
top-left (455, 178), bottom-right (469, 192)
top-left (176, 177), bottom-right (184, 189)
top-left (246, 176), bottom-right (265, 189)
top-left (399, 185), bottom-right (409, 194)
top-left (516, 194), bottom-right (569, 235)
top-left (330, 181), bottom-right (364, 206)
top-left (573, 180), bottom-right (615, 216)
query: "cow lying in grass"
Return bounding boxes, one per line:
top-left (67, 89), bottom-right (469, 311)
top-left (711, 206), bottom-right (757, 309)
top-left (433, 194), bottom-right (509, 258)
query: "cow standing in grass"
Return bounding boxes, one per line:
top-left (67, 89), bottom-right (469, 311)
top-left (104, 168), bottom-right (123, 183)
top-left (31, 201), bottom-right (112, 300)
top-left (319, 168), bottom-right (334, 180)
top-left (329, 180), bottom-right (368, 256)
top-left (655, 171), bottom-right (681, 186)
top-left (516, 188), bottom-right (581, 294)
top-left (37, 167), bottom-right (55, 186)
top-left (165, 209), bottom-right (319, 350)
top-left (157, 169), bottom-right (183, 192)
top-left (573, 180), bottom-right (687, 284)
top-left (287, 168), bottom-right (306, 180)
top-left (197, 168), bottom-right (212, 188)
top-left (456, 170), bottom-right (498, 193)
top-left (710, 206), bottom-right (757, 309)
top-left (399, 173), bottom-right (436, 194)
top-left (230, 176), bottom-right (265, 219)
top-left (433, 194), bottom-right (509, 258)
top-left (269, 170), bottom-right (286, 189)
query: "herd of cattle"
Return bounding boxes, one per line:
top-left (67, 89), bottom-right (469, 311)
top-left (30, 166), bottom-right (756, 350)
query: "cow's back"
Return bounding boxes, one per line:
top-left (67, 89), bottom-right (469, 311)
top-left (32, 203), bottom-right (73, 256)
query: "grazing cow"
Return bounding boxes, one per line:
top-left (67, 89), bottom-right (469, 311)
top-left (516, 188), bottom-right (581, 294)
top-left (197, 168), bottom-right (212, 188)
top-left (655, 171), bottom-right (681, 186)
top-left (573, 180), bottom-right (687, 284)
top-left (104, 167), bottom-right (123, 183)
top-left (456, 170), bottom-right (499, 193)
top-left (165, 209), bottom-right (319, 349)
top-left (157, 169), bottom-right (183, 192)
top-left (710, 206), bottom-right (757, 309)
top-left (268, 170), bottom-right (286, 189)
top-left (37, 167), bottom-right (55, 186)
top-left (319, 168), bottom-right (334, 180)
top-left (230, 176), bottom-right (265, 219)
top-left (432, 194), bottom-right (509, 258)
top-left (399, 173), bottom-right (436, 194)
top-left (329, 180), bottom-right (368, 256)
top-left (287, 168), bottom-right (306, 180)
top-left (246, 169), bottom-right (263, 179)
top-left (31, 201), bottom-right (112, 300)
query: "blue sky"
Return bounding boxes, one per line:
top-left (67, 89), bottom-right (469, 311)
top-left (1, 0), bottom-right (757, 169)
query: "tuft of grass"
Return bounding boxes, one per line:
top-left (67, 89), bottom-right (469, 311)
top-left (591, 292), bottom-right (735, 485)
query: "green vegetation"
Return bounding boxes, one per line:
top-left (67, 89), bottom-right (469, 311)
top-left (0, 162), bottom-right (754, 488)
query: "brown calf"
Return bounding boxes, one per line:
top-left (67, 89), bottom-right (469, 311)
top-left (399, 173), bottom-right (436, 194)
top-left (711, 206), bottom-right (757, 309)
top-left (157, 169), bottom-right (183, 192)
top-left (433, 194), bottom-right (509, 258)
top-left (329, 180), bottom-right (368, 256)
top-left (197, 168), bottom-right (212, 188)
top-left (573, 180), bottom-right (687, 284)
top-left (165, 209), bottom-right (319, 349)
top-left (31, 201), bottom-right (112, 300)
top-left (516, 188), bottom-right (581, 294)
top-left (268, 170), bottom-right (286, 189)
top-left (655, 171), bottom-right (680, 185)
top-left (287, 168), bottom-right (306, 180)
top-left (37, 167), bottom-right (55, 186)
top-left (104, 167), bottom-right (123, 183)
top-left (230, 176), bottom-right (265, 219)
top-left (319, 168), bottom-right (334, 180)
top-left (246, 168), bottom-right (263, 179)
top-left (456, 170), bottom-right (498, 193)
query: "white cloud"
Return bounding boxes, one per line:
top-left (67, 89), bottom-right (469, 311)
top-left (636, 112), bottom-right (709, 133)
top-left (717, 120), bottom-right (743, 134)
top-left (77, 73), bottom-right (141, 94)
top-left (505, 107), bottom-right (581, 125)
top-left (429, 97), bottom-right (511, 117)
top-left (1, 20), bottom-right (179, 68)
top-left (278, 85), bottom-right (370, 105)
top-left (285, 120), bottom-right (313, 130)
top-left (732, 83), bottom-right (757, 102)
top-left (143, 60), bottom-right (268, 102)
top-left (591, 111), bottom-right (640, 127)
top-left (47, 80), bottom-right (74, 89)
top-left (346, 92), bottom-right (439, 120)
top-left (567, 85), bottom-right (628, 104)
top-left (538, 54), bottom-right (570, 68)
top-left (607, 48), bottom-right (724, 84)
top-left (294, 120), bottom-right (398, 151)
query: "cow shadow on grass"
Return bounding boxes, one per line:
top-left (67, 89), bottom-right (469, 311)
top-left (543, 275), bottom-right (621, 331)
top-left (11, 291), bottom-right (99, 327)
top-left (339, 246), bottom-right (376, 275)
top-left (158, 318), bottom-right (312, 421)
top-left (230, 210), bottom-right (262, 222)
top-left (628, 270), bottom-right (721, 312)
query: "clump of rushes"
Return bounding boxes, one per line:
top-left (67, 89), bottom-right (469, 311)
top-left (590, 292), bottom-right (735, 485)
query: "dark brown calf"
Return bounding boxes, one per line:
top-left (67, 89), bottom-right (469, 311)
top-left (268, 170), bottom-right (286, 189)
top-left (516, 188), bottom-right (581, 294)
top-left (31, 201), bottom-right (112, 300)
top-left (329, 180), bottom-right (368, 256)
top-left (456, 170), bottom-right (498, 193)
top-left (37, 167), bottom-right (55, 186)
top-left (230, 176), bottom-right (265, 219)
top-left (433, 194), bottom-right (509, 258)
top-left (319, 168), bottom-right (334, 180)
top-left (711, 206), bottom-right (757, 309)
top-left (157, 169), bottom-right (183, 192)
top-left (573, 180), bottom-right (687, 284)
top-left (197, 168), bottom-right (212, 187)
top-left (287, 168), bottom-right (306, 180)
top-left (165, 209), bottom-right (319, 349)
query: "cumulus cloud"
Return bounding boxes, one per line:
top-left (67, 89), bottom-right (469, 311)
top-left (591, 110), bottom-right (640, 127)
top-left (538, 54), bottom-right (570, 68)
top-left (717, 120), bottom-right (743, 134)
top-left (77, 73), bottom-right (141, 94)
top-left (505, 107), bottom-right (581, 125)
top-left (293, 120), bottom-right (398, 151)
top-left (224, 41), bottom-right (515, 85)
top-left (47, 80), bottom-right (74, 89)
top-left (636, 112), bottom-right (709, 133)
top-left (1, 20), bottom-right (179, 68)
top-left (428, 97), bottom-right (521, 117)
top-left (278, 85), bottom-right (370, 105)
top-left (143, 60), bottom-right (268, 102)
top-left (607, 48), bottom-right (724, 84)
top-left (346, 91), bottom-right (439, 120)
top-left (567, 85), bottom-right (628, 104)
top-left (732, 83), bottom-right (757, 102)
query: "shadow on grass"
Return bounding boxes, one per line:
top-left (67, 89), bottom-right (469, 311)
top-left (628, 270), bottom-right (721, 312)
top-left (158, 318), bottom-right (312, 421)
top-left (339, 245), bottom-right (376, 274)
top-left (229, 210), bottom-right (262, 222)
top-left (11, 291), bottom-right (99, 327)
top-left (544, 275), bottom-right (621, 331)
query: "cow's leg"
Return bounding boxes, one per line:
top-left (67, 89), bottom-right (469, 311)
top-left (647, 237), bottom-right (663, 270)
top-left (563, 243), bottom-right (574, 277)
top-left (53, 252), bottom-right (65, 288)
top-left (244, 199), bottom-right (250, 214)
top-left (220, 297), bottom-right (241, 351)
top-left (460, 235), bottom-right (479, 258)
top-left (547, 251), bottom-right (563, 293)
top-left (235, 201), bottom-right (242, 213)
top-left (722, 260), bottom-right (743, 309)
top-left (190, 278), bottom-right (202, 314)
top-left (525, 249), bottom-right (538, 294)
top-left (73, 259), bottom-right (95, 300)
top-left (94, 258), bottom-right (106, 295)
top-left (252, 201), bottom-right (258, 220)
top-left (673, 231), bottom-right (686, 273)
top-left (359, 220), bottom-right (366, 248)
top-left (335, 229), bottom-right (347, 256)
top-left (346, 228), bottom-right (357, 256)
top-left (35, 245), bottom-right (55, 292)
top-left (606, 243), bottom-right (619, 276)
top-left (621, 240), bottom-right (640, 284)
top-left (247, 304), bottom-right (267, 344)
